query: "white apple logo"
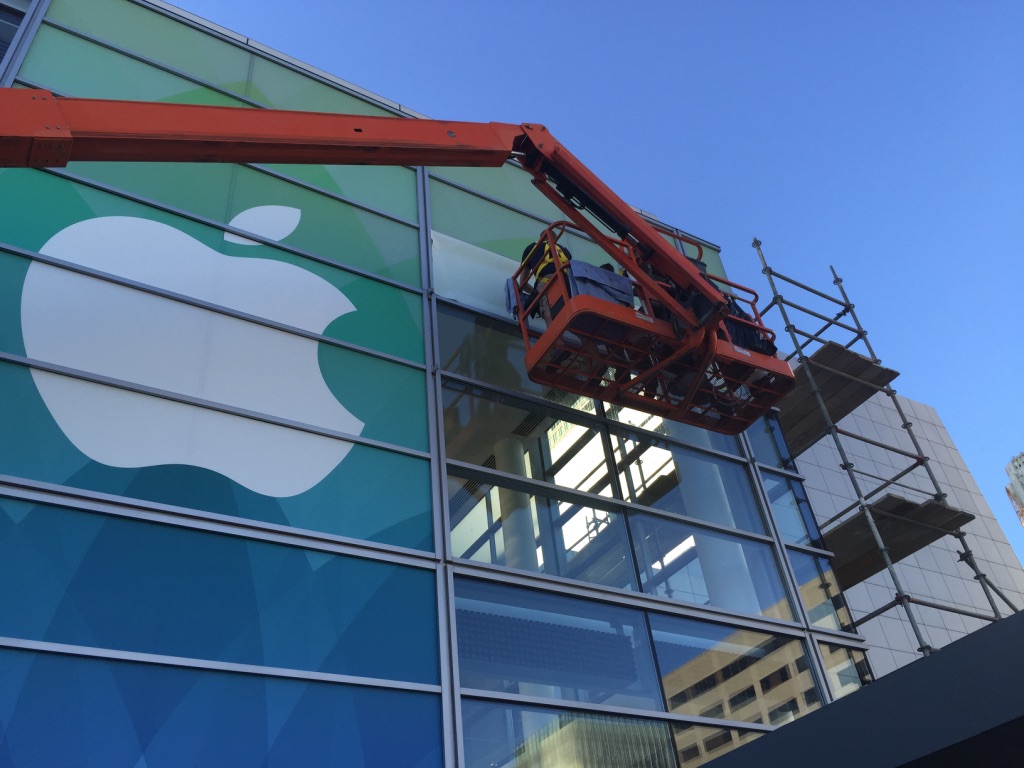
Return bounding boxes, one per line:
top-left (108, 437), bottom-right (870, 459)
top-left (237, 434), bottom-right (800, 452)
top-left (20, 206), bottom-right (364, 497)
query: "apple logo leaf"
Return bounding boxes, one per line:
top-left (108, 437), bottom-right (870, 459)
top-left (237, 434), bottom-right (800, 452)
top-left (225, 205), bottom-right (301, 245)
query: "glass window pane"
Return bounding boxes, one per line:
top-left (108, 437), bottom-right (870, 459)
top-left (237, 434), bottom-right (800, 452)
top-left (820, 643), bottom-right (873, 699)
top-left (430, 179), bottom-right (606, 266)
top-left (19, 25), bottom-right (250, 105)
top-left (45, 0), bottom-right (254, 89)
top-left (789, 550), bottom-right (853, 631)
top-left (613, 433), bottom-right (765, 534)
top-left (429, 164), bottom-right (565, 222)
top-left (0, 649), bottom-right (442, 767)
top-left (632, 514), bottom-right (793, 621)
top-left (607, 403), bottom-right (741, 456)
top-left (745, 412), bottom-right (795, 470)
top-left (671, 722), bottom-right (764, 767)
top-left (462, 699), bottom-right (676, 768)
top-left (429, 182), bottom-right (607, 317)
top-left (448, 474), bottom-right (637, 591)
top-left (248, 54), bottom-right (392, 115)
top-left (0, 497), bottom-right (439, 682)
top-left (455, 579), bottom-right (663, 709)
top-left (443, 381), bottom-right (611, 496)
top-left (761, 471), bottom-right (822, 547)
top-left (265, 162), bottom-right (419, 224)
top-left (650, 613), bottom-right (821, 726)
top-left (0, 6), bottom-right (24, 62)
top-left (439, 302), bottom-right (568, 404)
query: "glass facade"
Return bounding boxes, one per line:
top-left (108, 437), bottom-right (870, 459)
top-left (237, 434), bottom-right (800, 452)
top-left (0, 1), bottom-right (869, 765)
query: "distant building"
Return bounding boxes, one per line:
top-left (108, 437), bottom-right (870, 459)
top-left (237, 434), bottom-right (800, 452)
top-left (1006, 452), bottom-right (1024, 527)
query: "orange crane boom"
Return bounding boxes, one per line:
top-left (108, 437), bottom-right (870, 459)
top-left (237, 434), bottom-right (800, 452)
top-left (0, 88), bottom-right (794, 433)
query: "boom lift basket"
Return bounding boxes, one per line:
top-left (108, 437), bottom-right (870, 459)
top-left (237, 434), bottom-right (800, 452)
top-left (511, 226), bottom-right (794, 433)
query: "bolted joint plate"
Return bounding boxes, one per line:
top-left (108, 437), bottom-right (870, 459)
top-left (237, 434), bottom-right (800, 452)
top-left (0, 90), bottom-right (73, 168)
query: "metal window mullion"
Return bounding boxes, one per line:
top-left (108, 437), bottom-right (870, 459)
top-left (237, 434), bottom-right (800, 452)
top-left (0, 0), bottom-right (49, 87)
top-left (420, 162), bottom-right (461, 768)
top-left (0, 635), bottom-right (443, 693)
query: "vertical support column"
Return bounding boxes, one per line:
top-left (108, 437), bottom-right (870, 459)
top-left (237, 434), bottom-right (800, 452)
top-left (492, 438), bottom-right (540, 572)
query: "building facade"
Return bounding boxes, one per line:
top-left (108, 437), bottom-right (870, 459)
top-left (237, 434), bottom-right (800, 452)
top-left (0, 1), bottom-right (1016, 766)
top-left (1006, 452), bottom-right (1024, 527)
top-left (798, 394), bottom-right (1024, 676)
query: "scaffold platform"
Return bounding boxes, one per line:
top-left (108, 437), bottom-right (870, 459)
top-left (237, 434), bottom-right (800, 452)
top-left (775, 341), bottom-right (899, 456)
top-left (824, 494), bottom-right (975, 591)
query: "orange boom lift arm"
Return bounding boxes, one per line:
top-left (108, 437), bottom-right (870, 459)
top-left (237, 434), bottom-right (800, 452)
top-left (0, 88), bottom-right (794, 433)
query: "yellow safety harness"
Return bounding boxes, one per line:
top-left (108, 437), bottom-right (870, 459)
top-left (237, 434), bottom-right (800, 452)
top-left (527, 242), bottom-right (571, 281)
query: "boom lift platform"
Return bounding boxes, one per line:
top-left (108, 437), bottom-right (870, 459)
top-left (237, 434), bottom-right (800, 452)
top-left (0, 88), bottom-right (794, 434)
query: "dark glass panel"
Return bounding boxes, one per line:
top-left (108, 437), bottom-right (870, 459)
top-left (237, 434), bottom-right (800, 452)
top-left (649, 613), bottom-right (821, 726)
top-left (672, 722), bottom-right (764, 766)
top-left (819, 642), bottom-right (873, 699)
top-left (762, 471), bottom-right (822, 547)
top-left (745, 411), bottom-right (795, 470)
top-left (0, 649), bottom-right (442, 767)
top-left (455, 578), bottom-right (662, 710)
top-left (0, 497), bottom-right (439, 683)
top-left (788, 550), bottom-right (853, 631)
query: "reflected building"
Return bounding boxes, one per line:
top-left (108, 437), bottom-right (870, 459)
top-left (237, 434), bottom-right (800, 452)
top-left (1006, 452), bottom-right (1024, 526)
top-left (0, 2), bottom-right (1019, 767)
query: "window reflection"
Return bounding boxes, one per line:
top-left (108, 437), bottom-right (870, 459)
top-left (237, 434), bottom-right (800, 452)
top-left (632, 514), bottom-right (793, 620)
top-left (671, 723), bottom-right (763, 766)
top-left (745, 412), bottom-right (796, 470)
top-left (438, 303), bottom-right (556, 402)
top-left (820, 643), bottom-right (873, 699)
top-left (789, 551), bottom-right (853, 631)
top-left (443, 381), bottom-right (613, 496)
top-left (613, 434), bottom-right (765, 534)
top-left (448, 474), bottom-right (637, 590)
top-left (650, 614), bottom-right (820, 727)
top-left (761, 472), bottom-right (822, 547)
top-left (607, 403), bottom-right (741, 456)
top-left (462, 699), bottom-right (676, 768)
top-left (455, 579), bottom-right (663, 710)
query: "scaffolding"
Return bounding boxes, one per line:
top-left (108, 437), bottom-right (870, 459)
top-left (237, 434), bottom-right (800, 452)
top-left (752, 239), bottom-right (1018, 657)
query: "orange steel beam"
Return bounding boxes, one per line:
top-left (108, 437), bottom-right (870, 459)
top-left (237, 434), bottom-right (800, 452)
top-left (0, 89), bottom-right (523, 168)
top-left (0, 88), bottom-right (728, 318)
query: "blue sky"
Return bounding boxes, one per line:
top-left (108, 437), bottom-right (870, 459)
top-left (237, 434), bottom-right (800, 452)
top-left (171, 0), bottom-right (1024, 558)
